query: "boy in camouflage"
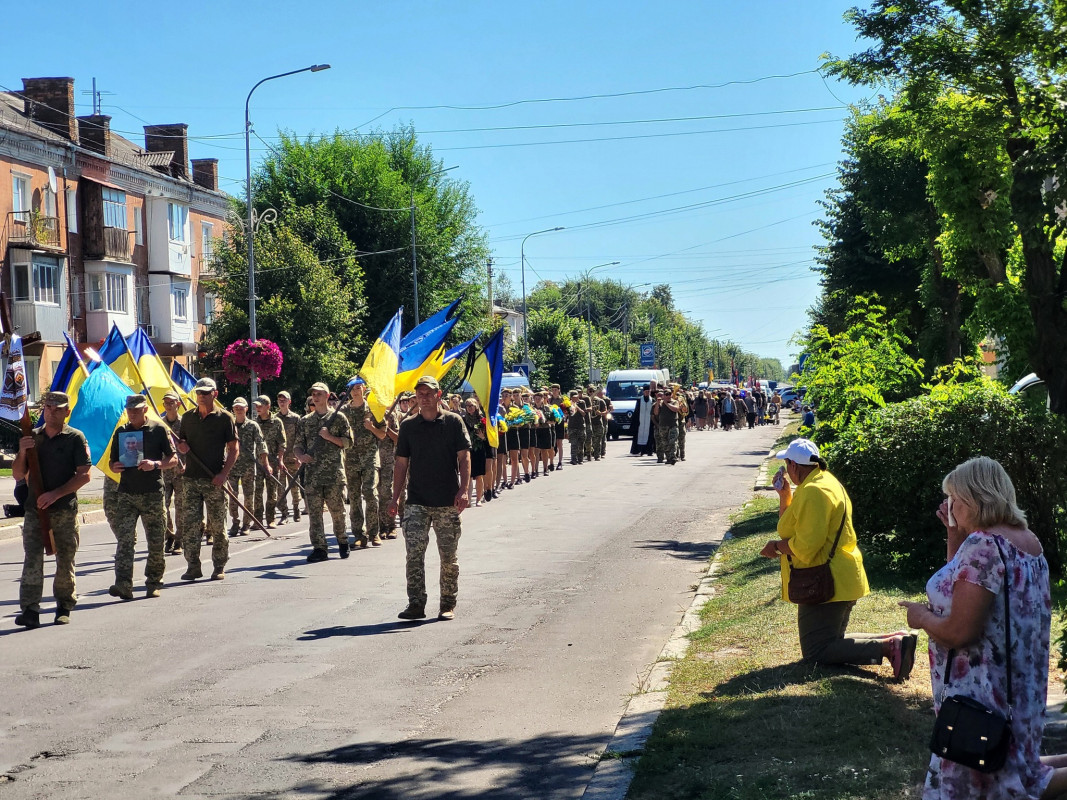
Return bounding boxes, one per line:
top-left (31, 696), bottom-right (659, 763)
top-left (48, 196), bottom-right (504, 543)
top-left (340, 379), bottom-right (380, 548)
top-left (252, 395), bottom-right (287, 527)
top-left (295, 382), bottom-right (352, 561)
top-left (228, 398), bottom-right (268, 535)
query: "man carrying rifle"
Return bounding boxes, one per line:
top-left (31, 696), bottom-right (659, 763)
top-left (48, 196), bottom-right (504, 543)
top-left (275, 391), bottom-right (303, 523)
top-left (295, 382), bottom-right (352, 562)
top-left (253, 395), bottom-right (287, 528)
top-left (14, 392), bottom-right (92, 628)
top-left (177, 378), bottom-right (238, 581)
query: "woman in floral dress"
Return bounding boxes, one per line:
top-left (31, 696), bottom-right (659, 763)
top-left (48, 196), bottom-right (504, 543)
top-left (901, 456), bottom-right (1067, 799)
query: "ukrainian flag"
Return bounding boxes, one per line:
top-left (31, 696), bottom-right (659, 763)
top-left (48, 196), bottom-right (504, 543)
top-left (438, 334), bottom-right (480, 379)
top-left (360, 308), bottom-right (403, 421)
top-left (96, 323), bottom-right (142, 390)
top-left (126, 327), bottom-right (182, 410)
top-left (67, 362), bottom-right (133, 481)
top-left (170, 360), bottom-right (197, 393)
top-left (50, 333), bottom-right (89, 406)
top-left (400, 297), bottom-right (461, 350)
top-left (465, 328), bottom-right (505, 448)
top-left (395, 316), bottom-right (459, 395)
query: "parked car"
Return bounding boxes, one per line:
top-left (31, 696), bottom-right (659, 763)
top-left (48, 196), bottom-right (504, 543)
top-left (1009, 372), bottom-right (1049, 411)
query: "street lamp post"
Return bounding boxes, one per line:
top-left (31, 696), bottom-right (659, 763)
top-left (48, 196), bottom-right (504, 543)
top-left (520, 226), bottom-right (564, 363)
top-left (245, 63), bottom-right (330, 397)
top-left (410, 164), bottom-right (458, 325)
top-left (582, 261), bottom-right (620, 383)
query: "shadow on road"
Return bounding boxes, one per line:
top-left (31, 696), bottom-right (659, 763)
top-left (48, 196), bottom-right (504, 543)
top-left (297, 620), bottom-right (429, 640)
top-left (281, 729), bottom-right (615, 799)
top-left (635, 539), bottom-right (719, 562)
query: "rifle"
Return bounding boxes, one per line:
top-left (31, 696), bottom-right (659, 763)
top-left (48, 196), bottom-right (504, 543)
top-left (277, 461), bottom-right (306, 494)
top-left (0, 293), bottom-right (53, 555)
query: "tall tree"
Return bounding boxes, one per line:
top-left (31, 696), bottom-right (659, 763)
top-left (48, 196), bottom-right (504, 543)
top-left (828, 0), bottom-right (1067, 413)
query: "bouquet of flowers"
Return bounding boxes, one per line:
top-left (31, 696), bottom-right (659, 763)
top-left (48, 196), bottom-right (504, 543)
top-left (498, 417), bottom-right (509, 433)
top-left (549, 404), bottom-right (564, 423)
top-left (223, 339), bottom-right (283, 384)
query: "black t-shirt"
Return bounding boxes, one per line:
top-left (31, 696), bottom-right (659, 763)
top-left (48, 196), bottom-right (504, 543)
top-left (395, 410), bottom-right (471, 507)
top-left (31, 424), bottom-right (92, 511)
top-left (110, 419), bottom-right (174, 495)
top-left (179, 408), bottom-right (237, 480)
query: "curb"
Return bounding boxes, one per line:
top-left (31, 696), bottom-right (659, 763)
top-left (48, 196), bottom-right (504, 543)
top-left (0, 508), bottom-right (107, 543)
top-left (581, 536), bottom-right (730, 800)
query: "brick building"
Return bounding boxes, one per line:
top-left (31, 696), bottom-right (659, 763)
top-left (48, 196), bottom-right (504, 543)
top-left (0, 76), bottom-right (228, 399)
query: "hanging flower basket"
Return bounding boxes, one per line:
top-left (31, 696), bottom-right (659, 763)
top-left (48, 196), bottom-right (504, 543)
top-left (223, 339), bottom-right (283, 384)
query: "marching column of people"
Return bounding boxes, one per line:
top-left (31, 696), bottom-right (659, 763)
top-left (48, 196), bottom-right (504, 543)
top-left (15, 376), bottom-right (759, 628)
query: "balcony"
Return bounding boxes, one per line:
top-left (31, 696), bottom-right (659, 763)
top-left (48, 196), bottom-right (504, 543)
top-left (6, 211), bottom-right (61, 250)
top-left (103, 226), bottom-right (133, 261)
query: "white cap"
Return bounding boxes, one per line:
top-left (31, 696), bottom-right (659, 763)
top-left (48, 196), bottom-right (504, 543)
top-left (775, 438), bottom-right (821, 465)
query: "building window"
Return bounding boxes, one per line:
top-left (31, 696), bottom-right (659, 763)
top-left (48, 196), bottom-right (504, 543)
top-left (168, 203), bottom-right (188, 242)
top-left (203, 292), bottom-right (216, 325)
top-left (102, 187), bottom-right (127, 230)
top-left (133, 207), bottom-right (143, 245)
top-left (106, 273), bottom-right (128, 313)
top-left (66, 188), bottom-right (77, 233)
top-left (12, 174), bottom-right (30, 222)
top-left (172, 287), bottom-right (188, 320)
top-left (201, 221), bottom-right (214, 260)
top-left (88, 274), bottom-right (104, 311)
top-left (32, 257), bottom-right (61, 305)
top-left (24, 357), bottom-right (40, 403)
top-left (43, 186), bottom-right (57, 218)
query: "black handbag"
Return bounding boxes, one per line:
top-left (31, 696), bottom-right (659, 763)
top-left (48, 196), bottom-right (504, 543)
top-left (786, 513), bottom-right (846, 605)
top-left (929, 539), bottom-right (1013, 773)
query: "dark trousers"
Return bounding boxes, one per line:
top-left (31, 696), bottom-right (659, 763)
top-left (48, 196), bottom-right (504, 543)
top-left (797, 601), bottom-right (884, 665)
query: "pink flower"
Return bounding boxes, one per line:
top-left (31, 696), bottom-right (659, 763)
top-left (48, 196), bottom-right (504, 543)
top-left (223, 338), bottom-right (284, 384)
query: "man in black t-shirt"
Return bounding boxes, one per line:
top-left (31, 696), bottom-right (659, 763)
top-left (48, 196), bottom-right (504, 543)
top-left (390, 376), bottom-right (471, 621)
top-left (107, 395), bottom-right (177, 599)
top-left (14, 391), bottom-right (92, 628)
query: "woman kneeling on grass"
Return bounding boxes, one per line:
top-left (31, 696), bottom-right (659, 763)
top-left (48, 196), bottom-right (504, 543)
top-left (760, 438), bottom-right (916, 679)
top-left (900, 456), bottom-right (1067, 800)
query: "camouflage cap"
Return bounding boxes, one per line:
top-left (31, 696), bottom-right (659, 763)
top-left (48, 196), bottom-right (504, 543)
top-left (253, 394), bottom-right (271, 406)
top-left (232, 397), bottom-right (249, 408)
top-left (193, 377), bottom-right (217, 392)
top-left (41, 391), bottom-right (69, 408)
top-left (277, 390), bottom-right (291, 400)
top-left (415, 375), bottom-right (440, 391)
top-left (125, 394), bottom-right (148, 410)
top-left (310, 382), bottom-right (330, 393)
top-left (162, 389), bottom-right (181, 401)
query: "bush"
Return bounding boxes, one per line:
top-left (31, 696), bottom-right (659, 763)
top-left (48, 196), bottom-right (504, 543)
top-left (827, 378), bottom-right (1067, 578)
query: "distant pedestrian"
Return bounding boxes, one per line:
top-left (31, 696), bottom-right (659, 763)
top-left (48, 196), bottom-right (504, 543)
top-left (391, 376), bottom-right (471, 621)
top-left (13, 392), bottom-right (91, 628)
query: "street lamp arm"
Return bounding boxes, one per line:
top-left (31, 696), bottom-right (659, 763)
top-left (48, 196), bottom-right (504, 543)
top-left (520, 226), bottom-right (565, 364)
top-left (245, 65), bottom-right (331, 118)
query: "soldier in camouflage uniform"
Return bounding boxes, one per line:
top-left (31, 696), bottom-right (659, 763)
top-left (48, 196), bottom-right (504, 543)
top-left (391, 377), bottom-right (471, 621)
top-left (275, 391), bottom-right (303, 522)
top-left (676, 389), bottom-right (689, 462)
top-left (340, 379), bottom-right (381, 548)
top-left (161, 390), bottom-right (186, 554)
top-left (567, 391), bottom-right (587, 464)
top-left (252, 395), bottom-right (287, 527)
top-left (375, 397), bottom-right (403, 539)
top-left (587, 385), bottom-right (607, 462)
top-left (599, 388), bottom-right (613, 459)
top-left (227, 397), bottom-right (268, 536)
top-left (107, 394), bottom-right (177, 600)
top-left (295, 382), bottom-right (352, 561)
top-left (652, 389), bottom-right (666, 462)
top-left (177, 378), bottom-right (238, 581)
top-left (13, 391), bottom-right (92, 629)
top-left (657, 390), bottom-right (681, 465)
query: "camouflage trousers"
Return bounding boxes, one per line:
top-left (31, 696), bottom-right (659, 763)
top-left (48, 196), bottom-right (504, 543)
top-left (588, 423), bottom-right (605, 460)
top-left (163, 471), bottom-right (185, 542)
top-left (254, 465), bottom-right (278, 524)
top-left (378, 448), bottom-right (398, 534)
top-left (20, 504), bottom-right (79, 614)
top-left (182, 478), bottom-right (228, 571)
top-left (103, 476), bottom-right (121, 529)
top-left (569, 429), bottom-right (586, 464)
top-left (662, 426), bottom-right (679, 463)
top-left (111, 490), bottom-right (167, 592)
top-left (599, 423), bottom-right (608, 457)
top-left (677, 424), bottom-right (686, 460)
top-left (402, 504), bottom-right (461, 612)
top-left (277, 456), bottom-right (302, 517)
top-left (346, 461), bottom-right (379, 539)
top-left (654, 425), bottom-right (666, 461)
top-left (227, 466), bottom-right (255, 529)
top-left (307, 482), bottom-right (347, 551)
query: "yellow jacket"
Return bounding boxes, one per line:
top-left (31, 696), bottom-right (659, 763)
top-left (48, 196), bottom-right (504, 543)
top-left (777, 468), bottom-right (870, 604)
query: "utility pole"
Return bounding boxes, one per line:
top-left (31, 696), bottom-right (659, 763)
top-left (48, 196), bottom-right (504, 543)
top-left (486, 257), bottom-right (494, 324)
top-left (622, 303), bottom-right (629, 369)
top-left (586, 286), bottom-right (594, 383)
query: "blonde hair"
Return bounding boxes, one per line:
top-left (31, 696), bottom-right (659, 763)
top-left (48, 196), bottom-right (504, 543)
top-left (942, 456), bottom-right (1027, 529)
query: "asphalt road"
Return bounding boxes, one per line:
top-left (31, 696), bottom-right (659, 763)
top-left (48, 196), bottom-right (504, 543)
top-left (0, 423), bottom-right (781, 799)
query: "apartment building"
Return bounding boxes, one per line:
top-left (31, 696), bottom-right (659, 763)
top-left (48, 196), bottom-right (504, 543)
top-left (0, 77), bottom-right (228, 399)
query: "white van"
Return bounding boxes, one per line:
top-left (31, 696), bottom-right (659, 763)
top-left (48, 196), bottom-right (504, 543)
top-left (605, 368), bottom-right (669, 438)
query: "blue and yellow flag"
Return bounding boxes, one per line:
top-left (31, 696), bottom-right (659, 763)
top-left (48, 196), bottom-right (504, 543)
top-left (360, 308), bottom-right (403, 421)
top-left (400, 297), bottom-right (461, 350)
top-left (97, 323), bottom-right (143, 390)
top-left (50, 333), bottom-right (90, 406)
top-left (126, 327), bottom-right (182, 410)
top-left (67, 362), bottom-right (132, 481)
top-left (465, 328), bottom-right (505, 448)
top-left (171, 360), bottom-right (197, 393)
top-left (438, 334), bottom-right (480, 379)
top-left (395, 316), bottom-right (459, 395)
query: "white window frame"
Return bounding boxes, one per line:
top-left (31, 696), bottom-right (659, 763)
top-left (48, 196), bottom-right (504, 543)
top-left (201, 221), bottom-right (214, 260)
top-left (102, 187), bottom-right (127, 230)
top-left (12, 173), bottom-right (30, 223)
top-left (66, 188), bottom-right (78, 233)
top-left (203, 291), bottom-right (217, 325)
top-left (32, 257), bottom-right (60, 306)
top-left (105, 272), bottom-right (128, 313)
top-left (43, 186), bottom-right (57, 218)
top-left (168, 203), bottom-right (188, 243)
top-left (133, 207), bottom-right (143, 245)
top-left (24, 356), bottom-right (40, 403)
top-left (88, 273), bottom-right (105, 311)
top-left (172, 286), bottom-right (188, 320)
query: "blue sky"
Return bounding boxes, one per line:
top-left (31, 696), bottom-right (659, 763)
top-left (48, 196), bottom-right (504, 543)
top-left (8, 1), bottom-right (870, 368)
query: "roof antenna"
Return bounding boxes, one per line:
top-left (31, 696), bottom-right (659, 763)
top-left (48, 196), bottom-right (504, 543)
top-left (81, 77), bottom-right (114, 116)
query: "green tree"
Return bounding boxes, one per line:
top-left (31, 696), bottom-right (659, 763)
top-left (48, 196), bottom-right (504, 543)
top-left (520, 308), bottom-right (587, 389)
top-left (202, 203), bottom-right (364, 397)
top-left (828, 0), bottom-right (1067, 414)
top-left (254, 126), bottom-right (490, 340)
